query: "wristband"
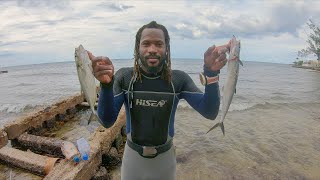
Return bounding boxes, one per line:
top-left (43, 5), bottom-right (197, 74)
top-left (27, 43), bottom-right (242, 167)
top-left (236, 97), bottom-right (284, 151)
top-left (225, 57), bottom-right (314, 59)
top-left (199, 73), bottom-right (219, 86)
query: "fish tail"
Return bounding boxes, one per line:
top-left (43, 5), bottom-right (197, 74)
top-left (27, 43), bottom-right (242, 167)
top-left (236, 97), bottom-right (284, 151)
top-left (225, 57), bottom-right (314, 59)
top-left (88, 111), bottom-right (100, 125)
top-left (221, 122), bottom-right (225, 136)
top-left (206, 122), bottom-right (221, 134)
top-left (206, 122), bottom-right (225, 136)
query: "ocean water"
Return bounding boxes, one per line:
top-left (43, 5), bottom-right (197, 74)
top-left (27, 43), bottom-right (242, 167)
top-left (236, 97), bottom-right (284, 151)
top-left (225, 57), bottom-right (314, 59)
top-left (0, 60), bottom-right (320, 179)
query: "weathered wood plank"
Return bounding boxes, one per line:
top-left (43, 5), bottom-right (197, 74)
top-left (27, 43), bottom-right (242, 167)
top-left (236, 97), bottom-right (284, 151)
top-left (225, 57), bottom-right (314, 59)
top-left (4, 94), bottom-right (84, 140)
top-left (14, 133), bottom-right (67, 157)
top-left (44, 107), bottom-right (126, 180)
top-left (0, 146), bottom-right (59, 176)
top-left (0, 129), bottom-right (8, 148)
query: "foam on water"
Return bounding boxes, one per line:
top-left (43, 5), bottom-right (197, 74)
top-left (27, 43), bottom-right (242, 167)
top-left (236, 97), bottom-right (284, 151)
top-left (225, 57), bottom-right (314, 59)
top-left (0, 103), bottom-right (42, 113)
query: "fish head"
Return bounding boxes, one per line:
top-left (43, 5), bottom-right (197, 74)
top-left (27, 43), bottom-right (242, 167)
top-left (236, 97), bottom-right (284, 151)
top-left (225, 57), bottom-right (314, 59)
top-left (75, 47), bottom-right (83, 68)
top-left (229, 36), bottom-right (241, 61)
top-left (75, 44), bottom-right (94, 73)
top-left (75, 44), bottom-right (90, 69)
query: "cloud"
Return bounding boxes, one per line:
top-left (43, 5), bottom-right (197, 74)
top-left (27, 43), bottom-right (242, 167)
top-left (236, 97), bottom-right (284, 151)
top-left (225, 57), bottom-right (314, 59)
top-left (16, 0), bottom-right (71, 9)
top-left (168, 1), bottom-right (320, 39)
top-left (0, 51), bottom-right (15, 57)
top-left (0, 40), bottom-right (30, 47)
top-left (0, 0), bottom-right (319, 66)
top-left (98, 2), bottom-right (134, 12)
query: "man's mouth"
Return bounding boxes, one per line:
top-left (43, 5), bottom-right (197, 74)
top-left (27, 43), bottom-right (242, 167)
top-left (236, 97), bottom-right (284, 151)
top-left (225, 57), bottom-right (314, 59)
top-left (146, 56), bottom-right (160, 65)
top-left (147, 58), bottom-right (159, 63)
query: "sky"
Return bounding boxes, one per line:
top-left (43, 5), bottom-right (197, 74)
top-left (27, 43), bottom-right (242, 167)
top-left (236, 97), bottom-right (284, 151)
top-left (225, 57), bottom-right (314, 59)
top-left (0, 0), bottom-right (319, 67)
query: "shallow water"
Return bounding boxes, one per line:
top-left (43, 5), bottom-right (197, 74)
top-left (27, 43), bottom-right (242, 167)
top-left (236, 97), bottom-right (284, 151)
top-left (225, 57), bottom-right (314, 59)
top-left (174, 102), bottom-right (320, 180)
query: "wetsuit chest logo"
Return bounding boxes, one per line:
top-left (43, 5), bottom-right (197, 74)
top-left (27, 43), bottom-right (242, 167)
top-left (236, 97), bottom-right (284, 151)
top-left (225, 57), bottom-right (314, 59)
top-left (135, 99), bottom-right (167, 107)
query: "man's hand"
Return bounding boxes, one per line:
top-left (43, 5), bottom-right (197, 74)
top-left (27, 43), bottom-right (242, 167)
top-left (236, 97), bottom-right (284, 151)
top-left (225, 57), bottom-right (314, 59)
top-left (87, 51), bottom-right (114, 84)
top-left (204, 42), bottom-right (230, 72)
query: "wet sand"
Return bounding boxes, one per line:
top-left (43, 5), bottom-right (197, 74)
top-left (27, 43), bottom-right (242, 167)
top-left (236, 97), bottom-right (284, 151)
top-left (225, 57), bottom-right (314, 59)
top-left (174, 102), bottom-right (320, 180)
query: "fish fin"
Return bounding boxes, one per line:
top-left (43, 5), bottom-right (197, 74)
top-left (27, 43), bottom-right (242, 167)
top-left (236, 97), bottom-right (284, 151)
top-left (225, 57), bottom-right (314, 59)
top-left (221, 122), bottom-right (225, 136)
top-left (206, 122), bottom-right (225, 136)
top-left (88, 111), bottom-right (103, 126)
top-left (239, 60), bottom-right (243, 66)
top-left (206, 122), bottom-right (221, 134)
top-left (234, 88), bottom-right (236, 94)
top-left (88, 111), bottom-right (99, 125)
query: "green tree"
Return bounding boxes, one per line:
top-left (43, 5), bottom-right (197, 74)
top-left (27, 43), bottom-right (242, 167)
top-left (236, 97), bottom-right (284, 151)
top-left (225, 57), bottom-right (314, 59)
top-left (297, 49), bottom-right (309, 60)
top-left (301, 19), bottom-right (320, 60)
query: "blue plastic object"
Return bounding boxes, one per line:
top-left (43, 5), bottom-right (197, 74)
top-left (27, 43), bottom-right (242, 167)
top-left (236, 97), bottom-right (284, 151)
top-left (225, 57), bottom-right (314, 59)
top-left (76, 138), bottom-right (90, 161)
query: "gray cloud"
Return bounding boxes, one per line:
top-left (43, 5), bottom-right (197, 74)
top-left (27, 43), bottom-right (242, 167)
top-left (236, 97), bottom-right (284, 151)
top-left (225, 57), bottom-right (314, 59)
top-left (267, 3), bottom-right (313, 35)
top-left (97, 2), bottom-right (134, 12)
top-left (16, 0), bottom-right (71, 10)
top-left (0, 40), bottom-right (30, 47)
top-left (8, 19), bottom-right (66, 30)
top-left (109, 27), bottom-right (130, 33)
top-left (170, 1), bottom-right (320, 40)
top-left (0, 0), bottom-right (316, 66)
top-left (0, 51), bottom-right (16, 57)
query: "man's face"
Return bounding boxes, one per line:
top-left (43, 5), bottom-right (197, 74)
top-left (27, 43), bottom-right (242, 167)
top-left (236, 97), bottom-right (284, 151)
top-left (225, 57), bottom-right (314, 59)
top-left (139, 28), bottom-right (166, 74)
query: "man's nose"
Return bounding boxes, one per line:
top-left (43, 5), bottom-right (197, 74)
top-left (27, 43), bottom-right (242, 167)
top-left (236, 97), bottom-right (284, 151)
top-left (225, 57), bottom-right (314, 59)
top-left (148, 44), bottom-right (157, 53)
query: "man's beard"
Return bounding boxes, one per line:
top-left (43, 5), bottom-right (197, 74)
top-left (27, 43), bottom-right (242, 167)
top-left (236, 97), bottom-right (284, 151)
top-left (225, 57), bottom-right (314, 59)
top-left (139, 54), bottom-right (166, 74)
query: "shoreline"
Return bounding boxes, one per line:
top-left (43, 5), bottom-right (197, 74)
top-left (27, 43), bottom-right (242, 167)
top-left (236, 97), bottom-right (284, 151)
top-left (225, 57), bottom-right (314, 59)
top-left (292, 64), bottom-right (320, 71)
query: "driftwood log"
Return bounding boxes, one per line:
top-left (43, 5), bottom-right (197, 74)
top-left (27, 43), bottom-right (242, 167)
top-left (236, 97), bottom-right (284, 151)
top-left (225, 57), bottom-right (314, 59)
top-left (44, 107), bottom-right (126, 180)
top-left (0, 146), bottom-right (59, 176)
top-left (4, 94), bottom-right (84, 140)
top-left (13, 133), bottom-right (69, 157)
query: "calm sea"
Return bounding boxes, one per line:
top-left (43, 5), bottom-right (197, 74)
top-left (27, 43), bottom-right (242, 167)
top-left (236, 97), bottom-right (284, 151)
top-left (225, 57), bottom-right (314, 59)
top-left (0, 60), bottom-right (320, 179)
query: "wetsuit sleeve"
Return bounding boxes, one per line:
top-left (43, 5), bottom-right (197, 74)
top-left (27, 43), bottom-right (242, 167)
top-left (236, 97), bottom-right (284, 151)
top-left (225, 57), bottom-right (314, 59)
top-left (179, 70), bottom-right (220, 120)
top-left (97, 69), bottom-right (125, 128)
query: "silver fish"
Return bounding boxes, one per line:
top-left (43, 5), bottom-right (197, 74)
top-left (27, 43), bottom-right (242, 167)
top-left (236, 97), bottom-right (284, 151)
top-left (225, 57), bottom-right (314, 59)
top-left (75, 44), bottom-right (100, 125)
top-left (207, 36), bottom-right (243, 135)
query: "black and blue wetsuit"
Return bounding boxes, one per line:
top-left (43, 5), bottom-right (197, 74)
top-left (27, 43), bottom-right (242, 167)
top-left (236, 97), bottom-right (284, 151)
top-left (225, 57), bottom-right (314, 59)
top-left (97, 67), bottom-right (220, 180)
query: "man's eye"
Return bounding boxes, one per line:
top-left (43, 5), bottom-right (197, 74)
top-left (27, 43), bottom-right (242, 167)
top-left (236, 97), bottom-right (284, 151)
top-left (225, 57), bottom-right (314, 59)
top-left (157, 43), bottom-right (163, 47)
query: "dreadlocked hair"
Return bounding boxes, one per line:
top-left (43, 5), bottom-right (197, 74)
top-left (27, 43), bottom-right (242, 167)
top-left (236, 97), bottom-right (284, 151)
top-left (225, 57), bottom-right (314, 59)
top-left (133, 21), bottom-right (172, 83)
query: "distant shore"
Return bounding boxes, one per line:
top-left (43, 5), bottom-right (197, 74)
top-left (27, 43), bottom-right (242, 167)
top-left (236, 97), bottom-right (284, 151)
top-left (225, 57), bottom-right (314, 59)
top-left (292, 64), bottom-right (320, 71)
top-left (292, 59), bottom-right (320, 71)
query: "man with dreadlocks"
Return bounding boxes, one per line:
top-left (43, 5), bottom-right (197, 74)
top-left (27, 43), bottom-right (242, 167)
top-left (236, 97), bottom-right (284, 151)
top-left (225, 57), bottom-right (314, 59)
top-left (88, 21), bottom-right (229, 179)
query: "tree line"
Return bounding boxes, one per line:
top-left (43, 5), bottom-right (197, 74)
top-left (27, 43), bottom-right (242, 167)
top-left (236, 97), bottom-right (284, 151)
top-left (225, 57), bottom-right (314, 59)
top-left (297, 19), bottom-right (320, 61)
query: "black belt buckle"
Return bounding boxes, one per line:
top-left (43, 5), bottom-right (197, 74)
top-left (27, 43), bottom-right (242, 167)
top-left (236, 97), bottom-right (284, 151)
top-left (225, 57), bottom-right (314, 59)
top-left (142, 146), bottom-right (157, 157)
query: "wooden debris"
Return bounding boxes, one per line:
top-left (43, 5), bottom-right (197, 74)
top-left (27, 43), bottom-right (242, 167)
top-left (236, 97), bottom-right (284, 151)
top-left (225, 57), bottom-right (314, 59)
top-left (44, 107), bottom-right (126, 180)
top-left (4, 94), bottom-right (84, 140)
top-left (0, 129), bottom-right (8, 148)
top-left (102, 147), bottom-right (121, 167)
top-left (92, 167), bottom-right (111, 180)
top-left (14, 133), bottom-right (66, 157)
top-left (0, 146), bottom-right (59, 176)
top-left (113, 133), bottom-right (123, 151)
